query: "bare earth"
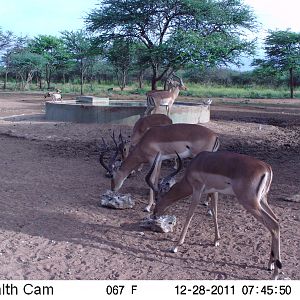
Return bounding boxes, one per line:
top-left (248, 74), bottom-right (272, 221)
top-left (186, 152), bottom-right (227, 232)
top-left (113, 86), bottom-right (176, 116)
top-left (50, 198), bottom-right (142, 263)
top-left (0, 92), bottom-right (299, 280)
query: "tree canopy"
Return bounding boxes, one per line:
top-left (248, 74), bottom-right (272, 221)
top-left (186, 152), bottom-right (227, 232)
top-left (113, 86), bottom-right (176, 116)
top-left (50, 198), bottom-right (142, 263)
top-left (253, 30), bottom-right (300, 98)
top-left (86, 0), bottom-right (257, 89)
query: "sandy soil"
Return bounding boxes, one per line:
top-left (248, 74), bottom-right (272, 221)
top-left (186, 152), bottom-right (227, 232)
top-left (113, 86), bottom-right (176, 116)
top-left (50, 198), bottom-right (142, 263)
top-left (0, 92), bottom-right (299, 280)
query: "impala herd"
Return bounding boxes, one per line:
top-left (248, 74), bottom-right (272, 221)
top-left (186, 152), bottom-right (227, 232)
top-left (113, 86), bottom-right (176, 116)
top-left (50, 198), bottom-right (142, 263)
top-left (99, 75), bottom-right (282, 280)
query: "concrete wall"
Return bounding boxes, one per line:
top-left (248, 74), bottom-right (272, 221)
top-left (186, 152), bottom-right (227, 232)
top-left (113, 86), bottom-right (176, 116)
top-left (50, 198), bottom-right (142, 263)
top-left (45, 100), bottom-right (210, 125)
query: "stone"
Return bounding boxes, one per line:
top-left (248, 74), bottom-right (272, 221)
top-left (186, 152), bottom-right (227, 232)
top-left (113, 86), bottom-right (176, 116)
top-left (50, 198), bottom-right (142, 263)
top-left (100, 190), bottom-right (135, 209)
top-left (140, 215), bottom-right (176, 233)
top-left (281, 194), bottom-right (300, 203)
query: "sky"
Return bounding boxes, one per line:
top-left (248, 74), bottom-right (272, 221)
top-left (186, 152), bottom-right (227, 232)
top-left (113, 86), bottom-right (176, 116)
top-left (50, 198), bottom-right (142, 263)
top-left (1, 0), bottom-right (299, 38)
top-left (0, 0), bottom-right (299, 68)
top-left (0, 0), bottom-right (99, 37)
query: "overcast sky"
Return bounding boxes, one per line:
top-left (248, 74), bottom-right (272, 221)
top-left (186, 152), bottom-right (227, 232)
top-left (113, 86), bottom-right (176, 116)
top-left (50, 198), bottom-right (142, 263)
top-left (1, 0), bottom-right (299, 37)
top-left (0, 0), bottom-right (299, 68)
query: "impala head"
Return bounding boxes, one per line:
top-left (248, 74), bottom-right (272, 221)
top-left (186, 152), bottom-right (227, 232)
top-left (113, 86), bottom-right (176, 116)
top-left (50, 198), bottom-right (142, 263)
top-left (117, 132), bottom-right (130, 160)
top-left (145, 151), bottom-right (183, 216)
top-left (99, 132), bottom-right (132, 191)
top-left (172, 74), bottom-right (187, 91)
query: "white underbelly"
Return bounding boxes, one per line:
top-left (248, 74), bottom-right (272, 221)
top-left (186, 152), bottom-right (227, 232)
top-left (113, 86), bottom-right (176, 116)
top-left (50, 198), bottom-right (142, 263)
top-left (160, 99), bottom-right (172, 105)
top-left (204, 185), bottom-right (235, 196)
top-left (160, 148), bottom-right (191, 160)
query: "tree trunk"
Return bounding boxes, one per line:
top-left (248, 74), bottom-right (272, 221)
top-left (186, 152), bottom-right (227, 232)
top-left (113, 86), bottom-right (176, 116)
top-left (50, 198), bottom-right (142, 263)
top-left (4, 71), bottom-right (8, 90)
top-left (46, 64), bottom-right (51, 90)
top-left (39, 74), bottom-right (42, 90)
top-left (289, 67), bottom-right (294, 99)
top-left (80, 59), bottom-right (84, 95)
top-left (121, 70), bottom-right (126, 91)
top-left (151, 64), bottom-right (158, 90)
top-left (138, 69), bottom-right (144, 89)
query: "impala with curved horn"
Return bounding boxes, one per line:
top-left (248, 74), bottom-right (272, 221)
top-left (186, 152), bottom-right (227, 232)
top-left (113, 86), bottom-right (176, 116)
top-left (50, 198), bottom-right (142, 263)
top-left (99, 123), bottom-right (219, 212)
top-left (144, 75), bottom-right (187, 116)
top-left (146, 151), bottom-right (281, 280)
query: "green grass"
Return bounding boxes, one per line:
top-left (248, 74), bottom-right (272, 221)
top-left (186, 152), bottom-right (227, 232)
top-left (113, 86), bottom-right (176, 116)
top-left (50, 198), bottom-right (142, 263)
top-left (181, 83), bottom-right (300, 99)
top-left (1, 80), bottom-right (299, 99)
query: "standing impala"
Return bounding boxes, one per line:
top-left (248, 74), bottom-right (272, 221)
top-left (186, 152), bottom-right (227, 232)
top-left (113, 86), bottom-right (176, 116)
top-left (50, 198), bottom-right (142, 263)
top-left (144, 76), bottom-right (187, 116)
top-left (99, 123), bottom-right (219, 212)
top-left (146, 151), bottom-right (281, 280)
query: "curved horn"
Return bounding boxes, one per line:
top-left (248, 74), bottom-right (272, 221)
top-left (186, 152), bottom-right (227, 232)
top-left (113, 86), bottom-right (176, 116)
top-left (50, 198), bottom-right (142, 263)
top-left (99, 137), bottom-right (112, 173)
top-left (145, 152), bottom-right (161, 193)
top-left (109, 131), bottom-right (119, 169)
top-left (99, 134), bottom-right (119, 175)
top-left (172, 74), bottom-right (184, 86)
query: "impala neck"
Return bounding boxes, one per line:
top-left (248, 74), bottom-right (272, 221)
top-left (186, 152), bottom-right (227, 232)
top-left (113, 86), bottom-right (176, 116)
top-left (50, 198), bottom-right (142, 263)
top-left (112, 148), bottom-right (146, 191)
top-left (172, 86), bottom-right (180, 98)
top-left (154, 176), bottom-right (193, 216)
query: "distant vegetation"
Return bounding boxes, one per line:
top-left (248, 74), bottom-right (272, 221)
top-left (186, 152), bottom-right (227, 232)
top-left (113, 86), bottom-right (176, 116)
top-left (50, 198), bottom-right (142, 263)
top-left (0, 0), bottom-right (299, 99)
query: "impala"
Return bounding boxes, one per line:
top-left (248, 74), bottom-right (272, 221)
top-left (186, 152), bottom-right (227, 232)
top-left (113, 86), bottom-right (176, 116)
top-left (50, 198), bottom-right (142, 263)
top-left (99, 123), bottom-right (219, 212)
top-left (146, 151), bottom-right (281, 280)
top-left (144, 75), bottom-right (187, 116)
top-left (119, 114), bottom-right (173, 161)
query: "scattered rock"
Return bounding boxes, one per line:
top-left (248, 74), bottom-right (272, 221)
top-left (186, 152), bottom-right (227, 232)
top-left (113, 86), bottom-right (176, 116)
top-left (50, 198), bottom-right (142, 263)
top-left (140, 215), bottom-right (176, 233)
top-left (281, 194), bottom-right (300, 203)
top-left (100, 190), bottom-right (135, 209)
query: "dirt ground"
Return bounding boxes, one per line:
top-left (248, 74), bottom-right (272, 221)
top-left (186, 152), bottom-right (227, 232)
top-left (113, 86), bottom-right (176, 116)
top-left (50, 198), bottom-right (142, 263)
top-left (0, 92), bottom-right (299, 280)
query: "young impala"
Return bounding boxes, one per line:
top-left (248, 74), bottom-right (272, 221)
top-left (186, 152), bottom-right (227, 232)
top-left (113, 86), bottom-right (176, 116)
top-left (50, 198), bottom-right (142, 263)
top-left (144, 75), bottom-right (187, 116)
top-left (99, 123), bottom-right (219, 212)
top-left (146, 151), bottom-right (281, 280)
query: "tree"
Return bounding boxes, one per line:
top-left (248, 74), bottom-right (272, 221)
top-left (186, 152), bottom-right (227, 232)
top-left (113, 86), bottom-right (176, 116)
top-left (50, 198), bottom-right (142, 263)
top-left (1, 35), bottom-right (29, 89)
top-left (9, 50), bottom-right (46, 90)
top-left (61, 30), bottom-right (98, 95)
top-left (254, 30), bottom-right (300, 98)
top-left (0, 28), bottom-right (14, 51)
top-left (106, 38), bottom-right (135, 90)
top-left (86, 0), bottom-right (257, 89)
top-left (29, 35), bottom-right (67, 89)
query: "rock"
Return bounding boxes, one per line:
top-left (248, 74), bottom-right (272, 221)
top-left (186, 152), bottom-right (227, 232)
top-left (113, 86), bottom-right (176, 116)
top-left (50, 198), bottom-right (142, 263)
top-left (140, 215), bottom-right (176, 233)
top-left (100, 190), bottom-right (135, 209)
top-left (281, 194), bottom-right (300, 203)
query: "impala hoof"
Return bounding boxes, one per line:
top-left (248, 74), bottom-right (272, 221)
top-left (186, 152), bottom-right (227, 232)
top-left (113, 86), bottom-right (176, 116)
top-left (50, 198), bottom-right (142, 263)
top-left (170, 247), bottom-right (178, 253)
top-left (207, 209), bottom-right (213, 217)
top-left (143, 206), bottom-right (151, 213)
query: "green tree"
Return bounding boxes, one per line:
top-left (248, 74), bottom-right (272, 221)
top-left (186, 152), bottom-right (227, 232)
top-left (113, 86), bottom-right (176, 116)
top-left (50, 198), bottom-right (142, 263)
top-left (1, 35), bottom-right (29, 89)
top-left (9, 50), bottom-right (46, 90)
top-left (0, 28), bottom-right (14, 50)
top-left (86, 0), bottom-right (257, 89)
top-left (29, 35), bottom-right (67, 89)
top-left (61, 30), bottom-right (98, 95)
top-left (106, 38), bottom-right (135, 90)
top-left (254, 30), bottom-right (300, 98)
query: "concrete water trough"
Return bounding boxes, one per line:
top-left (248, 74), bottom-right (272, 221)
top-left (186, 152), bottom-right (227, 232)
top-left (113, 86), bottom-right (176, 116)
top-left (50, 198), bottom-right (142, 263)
top-left (45, 96), bottom-right (210, 125)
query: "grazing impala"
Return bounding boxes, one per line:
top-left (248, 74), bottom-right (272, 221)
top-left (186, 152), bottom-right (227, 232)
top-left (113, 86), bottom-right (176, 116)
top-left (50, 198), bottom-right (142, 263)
top-left (119, 114), bottom-right (173, 161)
top-left (99, 123), bottom-right (219, 212)
top-left (144, 75), bottom-right (187, 116)
top-left (146, 151), bottom-right (281, 280)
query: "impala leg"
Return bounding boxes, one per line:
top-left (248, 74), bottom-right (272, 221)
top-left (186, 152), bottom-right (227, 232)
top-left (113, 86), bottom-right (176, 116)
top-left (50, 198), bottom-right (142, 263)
top-left (145, 159), bottom-right (162, 212)
top-left (166, 105), bottom-right (170, 117)
top-left (210, 192), bottom-right (220, 246)
top-left (243, 201), bottom-right (281, 280)
top-left (171, 186), bottom-right (205, 253)
top-left (173, 157), bottom-right (178, 170)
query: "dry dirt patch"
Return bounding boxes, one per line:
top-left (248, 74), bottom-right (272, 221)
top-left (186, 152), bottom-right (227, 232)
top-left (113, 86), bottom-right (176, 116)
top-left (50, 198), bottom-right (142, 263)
top-left (0, 92), bottom-right (299, 280)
